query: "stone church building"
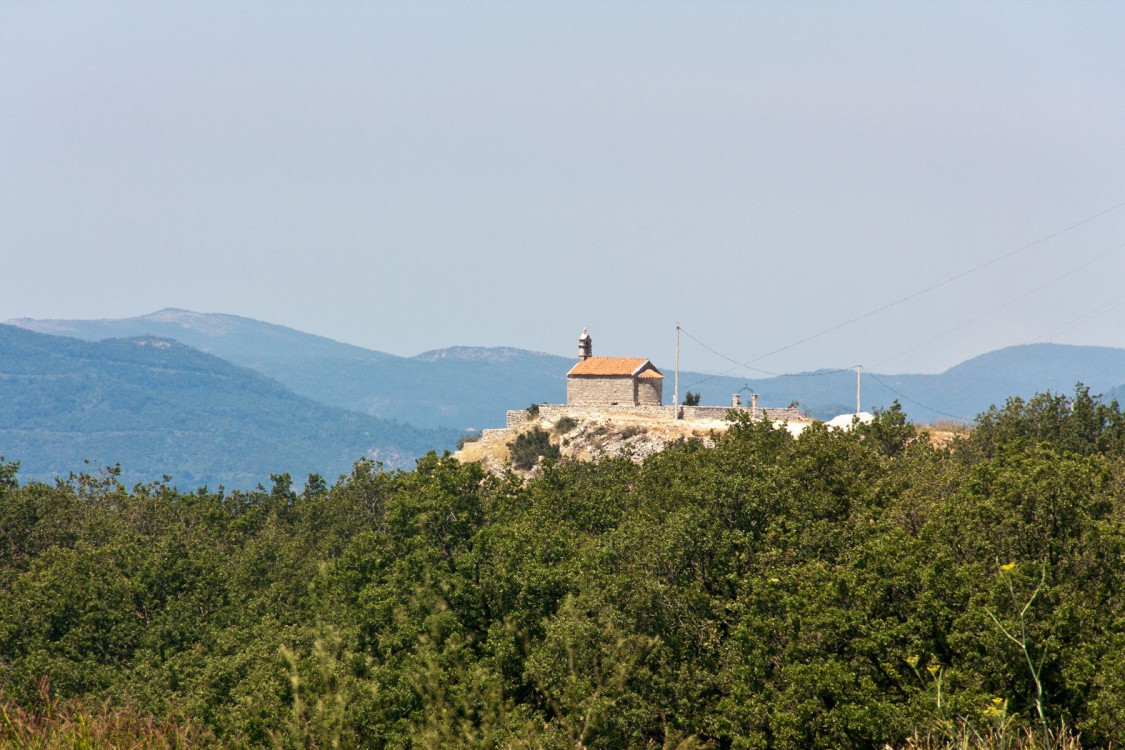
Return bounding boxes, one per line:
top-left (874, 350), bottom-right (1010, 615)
top-left (566, 329), bottom-right (664, 406)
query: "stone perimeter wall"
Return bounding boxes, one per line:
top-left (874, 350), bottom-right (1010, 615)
top-left (480, 427), bottom-right (512, 440)
top-left (505, 404), bottom-right (806, 428)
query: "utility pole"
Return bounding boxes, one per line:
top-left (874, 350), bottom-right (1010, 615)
top-left (856, 365), bottom-right (862, 416)
top-left (674, 324), bottom-right (681, 419)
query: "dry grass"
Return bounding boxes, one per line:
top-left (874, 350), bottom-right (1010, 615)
top-left (453, 433), bottom-right (512, 467)
top-left (917, 420), bottom-right (972, 448)
top-left (0, 679), bottom-right (211, 749)
top-left (923, 420), bottom-right (972, 434)
top-left (893, 723), bottom-right (1083, 750)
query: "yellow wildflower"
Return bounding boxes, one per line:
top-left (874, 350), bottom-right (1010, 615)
top-left (983, 696), bottom-right (1008, 720)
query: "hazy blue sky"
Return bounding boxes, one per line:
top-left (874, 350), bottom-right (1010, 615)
top-left (3, 1), bottom-right (1125, 375)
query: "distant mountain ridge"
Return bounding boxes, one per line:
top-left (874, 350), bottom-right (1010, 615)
top-left (7, 308), bottom-right (398, 362)
top-left (9, 311), bottom-right (1125, 427)
top-left (704, 343), bottom-right (1125, 423)
top-left (412, 346), bottom-right (553, 363)
top-left (0, 324), bottom-right (458, 489)
top-left (8, 310), bottom-right (572, 429)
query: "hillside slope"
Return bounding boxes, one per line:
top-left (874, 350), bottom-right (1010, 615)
top-left (0, 325), bottom-right (458, 489)
top-left (8, 310), bottom-right (571, 430)
top-left (10, 312), bottom-right (1125, 427)
top-left (6, 308), bottom-right (398, 363)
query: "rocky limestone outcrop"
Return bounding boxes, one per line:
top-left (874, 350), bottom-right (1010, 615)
top-left (454, 411), bottom-right (765, 476)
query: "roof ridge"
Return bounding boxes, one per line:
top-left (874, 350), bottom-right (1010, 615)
top-left (567, 356), bottom-right (663, 377)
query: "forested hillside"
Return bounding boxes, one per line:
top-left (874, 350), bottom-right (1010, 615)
top-left (17, 311), bottom-right (1125, 427)
top-left (8, 310), bottom-right (573, 430)
top-left (2, 387), bottom-right (1124, 748)
top-left (0, 324), bottom-right (458, 488)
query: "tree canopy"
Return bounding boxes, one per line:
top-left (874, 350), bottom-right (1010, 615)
top-left (2, 386), bottom-right (1124, 748)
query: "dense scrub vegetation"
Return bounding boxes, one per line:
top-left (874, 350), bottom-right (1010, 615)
top-left (2, 387), bottom-right (1124, 748)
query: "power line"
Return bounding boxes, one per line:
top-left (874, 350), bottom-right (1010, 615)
top-left (679, 329), bottom-right (971, 421)
top-left (673, 201), bottom-right (1125, 418)
top-left (1033, 293), bottom-right (1125, 342)
top-left (864, 371), bottom-right (971, 424)
top-left (680, 326), bottom-right (972, 423)
top-left (872, 241), bottom-right (1124, 370)
top-left (678, 327), bottom-right (780, 377)
top-left (748, 199), bottom-right (1125, 366)
top-left (678, 327), bottom-right (854, 389)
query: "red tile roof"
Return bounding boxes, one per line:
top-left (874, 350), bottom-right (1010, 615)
top-left (567, 357), bottom-right (663, 378)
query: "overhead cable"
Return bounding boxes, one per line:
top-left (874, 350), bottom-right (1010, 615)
top-left (872, 241), bottom-right (1124, 369)
top-left (750, 199), bottom-right (1125, 366)
top-left (863, 372), bottom-right (970, 424)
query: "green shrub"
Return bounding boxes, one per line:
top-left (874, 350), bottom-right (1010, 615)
top-left (456, 432), bottom-right (482, 450)
top-left (554, 416), bottom-right (578, 434)
top-left (507, 427), bottom-right (559, 469)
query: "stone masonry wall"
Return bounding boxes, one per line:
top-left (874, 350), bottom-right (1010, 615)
top-left (480, 427), bottom-right (511, 440)
top-left (678, 405), bottom-right (806, 422)
top-left (508, 404), bottom-right (674, 426)
top-left (634, 378), bottom-right (663, 406)
top-left (505, 404), bottom-right (807, 428)
top-left (567, 376), bottom-right (636, 406)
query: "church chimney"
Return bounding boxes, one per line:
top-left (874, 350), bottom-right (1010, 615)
top-left (578, 328), bottom-right (593, 360)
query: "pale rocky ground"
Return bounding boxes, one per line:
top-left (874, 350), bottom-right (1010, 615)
top-left (453, 410), bottom-right (815, 476)
top-left (453, 409), bottom-right (965, 475)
